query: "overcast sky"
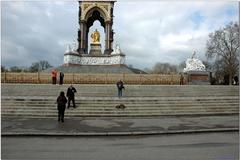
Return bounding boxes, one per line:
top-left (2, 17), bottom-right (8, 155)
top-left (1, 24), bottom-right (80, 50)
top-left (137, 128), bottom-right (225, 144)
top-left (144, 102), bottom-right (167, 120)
top-left (1, 0), bottom-right (239, 69)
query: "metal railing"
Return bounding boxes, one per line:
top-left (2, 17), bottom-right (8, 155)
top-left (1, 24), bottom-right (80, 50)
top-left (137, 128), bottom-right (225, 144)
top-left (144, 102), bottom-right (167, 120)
top-left (1, 72), bottom-right (181, 85)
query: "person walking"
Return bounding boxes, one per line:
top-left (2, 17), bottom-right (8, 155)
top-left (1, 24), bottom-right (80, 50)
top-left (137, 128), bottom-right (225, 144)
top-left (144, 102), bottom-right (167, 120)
top-left (56, 91), bottom-right (67, 123)
top-left (67, 84), bottom-right (77, 108)
top-left (51, 69), bottom-right (58, 85)
top-left (116, 79), bottom-right (125, 98)
top-left (59, 71), bottom-right (64, 85)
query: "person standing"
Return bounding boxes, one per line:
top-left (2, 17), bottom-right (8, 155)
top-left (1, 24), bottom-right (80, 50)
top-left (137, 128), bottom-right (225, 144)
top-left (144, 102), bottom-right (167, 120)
top-left (180, 74), bottom-right (184, 85)
top-left (51, 69), bottom-right (58, 85)
top-left (116, 80), bottom-right (125, 98)
top-left (233, 75), bottom-right (239, 85)
top-left (56, 91), bottom-right (67, 123)
top-left (59, 71), bottom-right (64, 85)
top-left (67, 85), bottom-right (77, 108)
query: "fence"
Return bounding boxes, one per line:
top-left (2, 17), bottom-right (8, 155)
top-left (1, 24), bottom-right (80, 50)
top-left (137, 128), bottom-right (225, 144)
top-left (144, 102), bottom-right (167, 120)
top-left (1, 72), bottom-right (181, 85)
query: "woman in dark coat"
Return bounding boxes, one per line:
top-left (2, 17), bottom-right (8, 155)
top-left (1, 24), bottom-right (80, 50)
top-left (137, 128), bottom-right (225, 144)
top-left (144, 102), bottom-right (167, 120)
top-left (57, 91), bottom-right (67, 122)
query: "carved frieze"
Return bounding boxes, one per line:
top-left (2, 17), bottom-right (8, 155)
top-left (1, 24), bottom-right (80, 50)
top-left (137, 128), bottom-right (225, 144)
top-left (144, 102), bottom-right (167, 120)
top-left (83, 4), bottom-right (91, 10)
top-left (81, 2), bottom-right (111, 21)
top-left (64, 54), bottom-right (126, 65)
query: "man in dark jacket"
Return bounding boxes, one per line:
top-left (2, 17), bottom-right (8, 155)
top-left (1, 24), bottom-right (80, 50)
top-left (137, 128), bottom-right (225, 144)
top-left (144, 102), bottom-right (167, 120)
top-left (180, 73), bottom-right (184, 85)
top-left (57, 91), bottom-right (67, 122)
top-left (116, 80), bottom-right (124, 98)
top-left (59, 72), bottom-right (64, 85)
top-left (67, 84), bottom-right (77, 108)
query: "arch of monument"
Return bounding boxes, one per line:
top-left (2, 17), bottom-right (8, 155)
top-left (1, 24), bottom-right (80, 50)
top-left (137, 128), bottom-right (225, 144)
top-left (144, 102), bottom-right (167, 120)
top-left (78, 0), bottom-right (115, 55)
top-left (64, 0), bottom-right (126, 66)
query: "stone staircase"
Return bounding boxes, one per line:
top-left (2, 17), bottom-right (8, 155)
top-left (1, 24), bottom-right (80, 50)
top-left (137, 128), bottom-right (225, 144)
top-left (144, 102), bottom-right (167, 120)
top-left (1, 84), bottom-right (239, 117)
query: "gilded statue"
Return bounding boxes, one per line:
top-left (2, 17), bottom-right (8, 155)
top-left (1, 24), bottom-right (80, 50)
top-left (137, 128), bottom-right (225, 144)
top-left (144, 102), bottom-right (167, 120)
top-left (91, 29), bottom-right (100, 43)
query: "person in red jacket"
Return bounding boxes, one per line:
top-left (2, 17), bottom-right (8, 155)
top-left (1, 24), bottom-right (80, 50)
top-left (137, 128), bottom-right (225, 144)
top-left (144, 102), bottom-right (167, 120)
top-left (51, 69), bottom-right (58, 85)
top-left (56, 91), bottom-right (67, 122)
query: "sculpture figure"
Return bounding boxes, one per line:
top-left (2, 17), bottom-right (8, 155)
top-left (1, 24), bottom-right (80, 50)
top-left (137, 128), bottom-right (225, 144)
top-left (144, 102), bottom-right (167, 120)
top-left (111, 43), bottom-right (122, 55)
top-left (183, 51), bottom-right (206, 72)
top-left (72, 40), bottom-right (78, 52)
top-left (191, 50), bottom-right (196, 59)
top-left (65, 44), bottom-right (72, 53)
top-left (91, 29), bottom-right (100, 43)
top-left (115, 44), bottom-right (121, 54)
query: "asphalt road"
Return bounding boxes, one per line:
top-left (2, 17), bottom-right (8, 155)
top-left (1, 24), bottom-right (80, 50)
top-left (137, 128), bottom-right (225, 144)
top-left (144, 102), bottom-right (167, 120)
top-left (2, 132), bottom-right (238, 160)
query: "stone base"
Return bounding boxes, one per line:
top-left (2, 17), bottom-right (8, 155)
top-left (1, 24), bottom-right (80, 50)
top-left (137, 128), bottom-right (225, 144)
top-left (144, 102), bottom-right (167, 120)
top-left (184, 71), bottom-right (210, 85)
top-left (89, 43), bottom-right (102, 55)
top-left (43, 64), bottom-right (136, 74)
top-left (104, 49), bottom-right (113, 55)
top-left (64, 53), bottom-right (125, 65)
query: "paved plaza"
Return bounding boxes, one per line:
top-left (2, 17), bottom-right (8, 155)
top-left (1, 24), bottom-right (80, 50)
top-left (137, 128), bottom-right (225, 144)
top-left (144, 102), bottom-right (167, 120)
top-left (2, 115), bottom-right (238, 136)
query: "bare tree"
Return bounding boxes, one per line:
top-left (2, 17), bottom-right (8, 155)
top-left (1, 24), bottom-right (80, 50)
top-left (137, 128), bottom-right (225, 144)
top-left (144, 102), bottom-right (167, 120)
top-left (206, 22), bottom-right (239, 85)
top-left (178, 61), bottom-right (186, 73)
top-left (29, 60), bottom-right (52, 72)
top-left (9, 66), bottom-right (22, 72)
top-left (151, 62), bottom-right (177, 74)
top-left (1, 65), bottom-right (8, 72)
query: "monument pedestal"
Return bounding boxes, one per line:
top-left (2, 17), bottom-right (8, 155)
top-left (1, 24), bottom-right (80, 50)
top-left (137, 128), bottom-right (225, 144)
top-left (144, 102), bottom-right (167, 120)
top-left (64, 53), bottom-right (125, 66)
top-left (185, 71), bottom-right (210, 85)
top-left (89, 43), bottom-right (102, 55)
top-left (64, 41), bottom-right (126, 66)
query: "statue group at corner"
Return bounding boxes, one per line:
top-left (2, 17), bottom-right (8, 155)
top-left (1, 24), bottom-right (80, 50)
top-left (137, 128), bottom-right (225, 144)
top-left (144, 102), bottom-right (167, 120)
top-left (65, 41), bottom-right (78, 54)
top-left (183, 51), bottom-right (206, 73)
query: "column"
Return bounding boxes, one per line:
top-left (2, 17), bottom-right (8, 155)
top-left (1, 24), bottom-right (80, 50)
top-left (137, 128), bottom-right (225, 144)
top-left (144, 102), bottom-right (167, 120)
top-left (104, 21), bottom-right (113, 55)
top-left (78, 3), bottom-right (82, 54)
top-left (104, 22), bottom-right (109, 54)
top-left (80, 21), bottom-right (87, 54)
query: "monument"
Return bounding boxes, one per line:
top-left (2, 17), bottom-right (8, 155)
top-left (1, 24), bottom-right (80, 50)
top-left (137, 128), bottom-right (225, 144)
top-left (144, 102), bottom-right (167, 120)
top-left (63, 0), bottom-right (127, 67)
top-left (41, 0), bottom-right (143, 73)
top-left (183, 51), bottom-right (210, 85)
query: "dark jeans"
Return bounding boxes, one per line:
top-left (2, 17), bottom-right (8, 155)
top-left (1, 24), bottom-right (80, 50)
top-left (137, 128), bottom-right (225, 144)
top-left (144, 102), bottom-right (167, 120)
top-left (58, 106), bottom-right (65, 122)
top-left (59, 77), bottom-right (63, 85)
top-left (180, 80), bottom-right (184, 85)
top-left (118, 89), bottom-right (123, 97)
top-left (52, 77), bottom-right (56, 84)
top-left (68, 97), bottom-right (76, 108)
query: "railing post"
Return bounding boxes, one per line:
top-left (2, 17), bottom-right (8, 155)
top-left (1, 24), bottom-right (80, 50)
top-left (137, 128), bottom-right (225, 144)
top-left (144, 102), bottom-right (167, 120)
top-left (4, 71), bottom-right (7, 83)
top-left (72, 73), bottom-right (75, 84)
top-left (155, 74), bottom-right (157, 85)
top-left (105, 73), bottom-right (108, 84)
top-left (88, 74), bottom-right (90, 84)
top-left (140, 72), bottom-right (142, 85)
top-left (37, 72), bottom-right (40, 84)
top-left (123, 73), bottom-right (125, 82)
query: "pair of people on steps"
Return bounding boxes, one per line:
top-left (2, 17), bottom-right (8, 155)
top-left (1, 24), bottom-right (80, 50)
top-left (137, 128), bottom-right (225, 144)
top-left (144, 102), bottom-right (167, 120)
top-left (56, 85), bottom-right (77, 123)
top-left (51, 69), bottom-right (65, 85)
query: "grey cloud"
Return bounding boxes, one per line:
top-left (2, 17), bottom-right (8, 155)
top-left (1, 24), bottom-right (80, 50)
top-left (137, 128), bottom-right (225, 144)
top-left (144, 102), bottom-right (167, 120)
top-left (2, 1), bottom-right (78, 67)
top-left (1, 1), bottom-right (238, 70)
